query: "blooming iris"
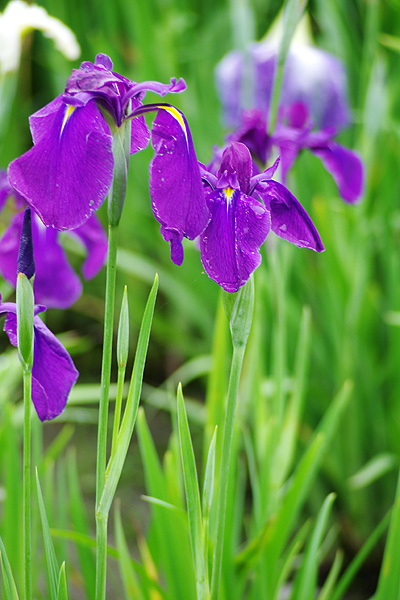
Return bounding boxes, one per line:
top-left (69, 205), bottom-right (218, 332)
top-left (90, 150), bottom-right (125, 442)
top-left (0, 171), bottom-right (107, 308)
top-left (8, 54), bottom-right (192, 230)
top-left (215, 42), bottom-right (364, 204)
top-left (199, 142), bottom-right (323, 292)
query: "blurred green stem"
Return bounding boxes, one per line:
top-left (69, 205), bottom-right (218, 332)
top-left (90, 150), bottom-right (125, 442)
top-left (23, 369), bottom-right (32, 600)
top-left (95, 222), bottom-right (119, 600)
top-left (211, 344), bottom-right (246, 600)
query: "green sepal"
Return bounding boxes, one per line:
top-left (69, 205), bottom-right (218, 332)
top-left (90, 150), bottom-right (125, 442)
top-left (222, 275), bottom-right (254, 348)
top-left (16, 272), bottom-right (35, 374)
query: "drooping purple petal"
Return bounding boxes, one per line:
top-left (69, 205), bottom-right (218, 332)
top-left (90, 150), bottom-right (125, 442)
top-left (227, 109), bottom-right (269, 165)
top-left (2, 309), bottom-right (78, 421)
top-left (200, 188), bottom-right (271, 292)
top-left (8, 97), bottom-right (113, 230)
top-left (311, 142), bottom-right (364, 204)
top-left (68, 213), bottom-right (107, 279)
top-left (130, 97), bottom-right (150, 154)
top-left (149, 107), bottom-right (209, 265)
top-left (256, 179), bottom-right (324, 251)
top-left (0, 212), bottom-right (82, 308)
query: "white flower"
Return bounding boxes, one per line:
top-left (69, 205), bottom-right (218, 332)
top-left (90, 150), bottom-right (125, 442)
top-left (0, 0), bottom-right (80, 76)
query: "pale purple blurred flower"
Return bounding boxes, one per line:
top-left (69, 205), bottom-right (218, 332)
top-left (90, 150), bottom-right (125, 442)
top-left (216, 42), bottom-right (364, 203)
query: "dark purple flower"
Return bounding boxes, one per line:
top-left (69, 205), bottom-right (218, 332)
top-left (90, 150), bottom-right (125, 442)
top-left (0, 172), bottom-right (107, 308)
top-left (199, 142), bottom-right (323, 292)
top-left (149, 106), bottom-right (209, 265)
top-left (0, 295), bottom-right (79, 421)
top-left (216, 43), bottom-right (364, 204)
top-left (8, 54), bottom-right (186, 230)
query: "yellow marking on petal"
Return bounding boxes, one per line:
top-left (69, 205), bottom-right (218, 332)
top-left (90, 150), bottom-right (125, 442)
top-left (60, 105), bottom-right (76, 135)
top-left (160, 105), bottom-right (188, 147)
top-left (224, 187), bottom-right (234, 200)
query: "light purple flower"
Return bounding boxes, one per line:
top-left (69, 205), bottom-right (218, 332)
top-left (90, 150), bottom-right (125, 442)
top-left (199, 142), bottom-right (323, 292)
top-left (216, 43), bottom-right (364, 204)
top-left (0, 171), bottom-right (107, 308)
top-left (8, 54), bottom-right (186, 230)
top-left (0, 294), bottom-right (79, 420)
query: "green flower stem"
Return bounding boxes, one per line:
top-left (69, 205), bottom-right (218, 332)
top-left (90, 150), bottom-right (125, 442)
top-left (110, 365), bottom-right (126, 460)
top-left (23, 369), bottom-right (32, 600)
top-left (210, 344), bottom-right (246, 600)
top-left (95, 222), bottom-right (119, 600)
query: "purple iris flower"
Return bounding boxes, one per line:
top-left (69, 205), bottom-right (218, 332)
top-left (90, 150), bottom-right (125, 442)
top-left (215, 43), bottom-right (364, 204)
top-left (199, 142), bottom-right (324, 292)
top-left (0, 171), bottom-right (107, 308)
top-left (7, 53), bottom-right (188, 231)
top-left (0, 294), bottom-right (79, 420)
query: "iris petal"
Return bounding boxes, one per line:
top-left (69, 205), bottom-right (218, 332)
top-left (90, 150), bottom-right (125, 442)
top-left (200, 188), bottom-right (271, 292)
top-left (256, 180), bottom-right (324, 251)
top-left (8, 97), bottom-right (113, 230)
top-left (149, 108), bottom-right (209, 264)
top-left (311, 142), bottom-right (364, 204)
top-left (2, 310), bottom-right (78, 421)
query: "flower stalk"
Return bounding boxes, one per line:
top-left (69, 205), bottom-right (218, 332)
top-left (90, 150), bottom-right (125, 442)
top-left (95, 119), bottom-right (131, 600)
top-left (211, 277), bottom-right (254, 600)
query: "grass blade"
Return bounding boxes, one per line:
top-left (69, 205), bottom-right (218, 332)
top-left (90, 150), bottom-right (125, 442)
top-left (0, 537), bottom-right (20, 600)
top-left (177, 384), bottom-right (209, 600)
top-left (98, 274), bottom-right (158, 518)
top-left (57, 563), bottom-right (68, 600)
top-left (35, 469), bottom-right (59, 600)
top-left (114, 503), bottom-right (144, 600)
top-left (373, 471), bottom-right (400, 600)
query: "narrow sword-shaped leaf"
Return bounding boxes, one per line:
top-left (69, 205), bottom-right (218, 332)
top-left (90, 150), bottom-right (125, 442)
top-left (56, 563), bottom-right (68, 600)
top-left (177, 384), bottom-right (209, 600)
top-left (35, 469), bottom-right (59, 600)
top-left (0, 537), bottom-right (20, 600)
top-left (98, 274), bottom-right (158, 519)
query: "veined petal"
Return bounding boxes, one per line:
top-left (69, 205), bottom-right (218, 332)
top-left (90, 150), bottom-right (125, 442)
top-left (68, 213), bottom-right (107, 279)
top-left (311, 142), bottom-right (364, 204)
top-left (8, 98), bottom-right (113, 230)
top-left (200, 188), bottom-right (271, 292)
top-left (130, 96), bottom-right (150, 154)
top-left (2, 310), bottom-right (78, 420)
top-left (256, 180), bottom-right (324, 251)
top-left (149, 107), bottom-right (209, 264)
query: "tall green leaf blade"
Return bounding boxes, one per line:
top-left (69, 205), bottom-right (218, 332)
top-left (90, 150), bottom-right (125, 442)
top-left (114, 503), bottom-right (144, 600)
top-left (374, 471), bottom-right (400, 600)
top-left (98, 274), bottom-right (158, 518)
top-left (290, 493), bottom-right (336, 600)
top-left (57, 563), bottom-right (68, 600)
top-left (66, 450), bottom-right (96, 600)
top-left (177, 384), bottom-right (209, 600)
top-left (36, 469), bottom-right (59, 600)
top-left (0, 537), bottom-right (20, 600)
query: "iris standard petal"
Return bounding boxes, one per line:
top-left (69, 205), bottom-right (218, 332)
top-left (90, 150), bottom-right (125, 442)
top-left (69, 213), bottom-right (108, 279)
top-left (218, 142), bottom-right (252, 194)
top-left (311, 142), bottom-right (364, 204)
top-left (256, 180), bottom-right (324, 251)
top-left (3, 310), bottom-right (78, 420)
top-left (8, 98), bottom-right (113, 230)
top-left (200, 188), bottom-right (271, 292)
top-left (149, 107), bottom-right (209, 265)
